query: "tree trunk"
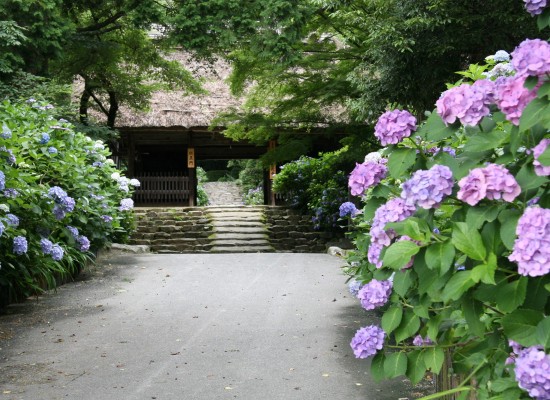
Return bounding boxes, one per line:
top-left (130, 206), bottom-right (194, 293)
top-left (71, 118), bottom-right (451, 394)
top-left (107, 90), bottom-right (118, 128)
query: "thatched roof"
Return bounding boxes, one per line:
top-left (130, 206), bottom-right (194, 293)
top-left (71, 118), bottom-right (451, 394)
top-left (79, 51), bottom-right (242, 130)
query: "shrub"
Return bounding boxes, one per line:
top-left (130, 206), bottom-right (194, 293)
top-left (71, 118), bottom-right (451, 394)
top-left (0, 100), bottom-right (136, 302)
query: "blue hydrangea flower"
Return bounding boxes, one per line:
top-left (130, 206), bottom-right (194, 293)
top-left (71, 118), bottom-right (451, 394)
top-left (5, 213), bottom-right (19, 227)
top-left (339, 202), bottom-right (359, 218)
top-left (348, 280), bottom-right (363, 297)
top-left (101, 215), bottom-right (113, 223)
top-left (0, 147), bottom-right (16, 164)
top-left (77, 235), bottom-right (90, 251)
top-left (1, 124), bottom-right (12, 139)
top-left (493, 50), bottom-right (510, 62)
top-left (119, 198), bottom-right (134, 211)
top-left (66, 226), bottom-right (79, 239)
top-left (92, 161), bottom-right (103, 167)
top-left (3, 188), bottom-right (18, 198)
top-left (13, 236), bottom-right (28, 255)
top-left (39, 133), bottom-right (50, 144)
top-left (48, 147), bottom-right (58, 154)
top-left (40, 238), bottom-right (54, 254)
top-left (53, 205), bottom-right (65, 220)
top-left (0, 171), bottom-right (5, 191)
top-left (51, 244), bottom-right (64, 261)
top-left (0, 221), bottom-right (4, 237)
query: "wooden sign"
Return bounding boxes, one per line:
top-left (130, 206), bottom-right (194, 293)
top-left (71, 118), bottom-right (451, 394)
top-left (187, 147), bottom-right (195, 168)
top-left (269, 163), bottom-right (277, 179)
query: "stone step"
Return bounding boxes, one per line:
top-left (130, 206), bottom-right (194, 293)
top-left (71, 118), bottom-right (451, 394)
top-left (211, 221), bottom-right (264, 227)
top-left (210, 233), bottom-right (268, 240)
top-left (212, 227), bottom-right (268, 234)
top-left (209, 245), bottom-right (275, 253)
top-left (209, 239), bottom-right (271, 247)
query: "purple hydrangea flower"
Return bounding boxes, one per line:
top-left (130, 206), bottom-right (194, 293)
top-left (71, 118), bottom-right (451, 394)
top-left (401, 165), bottom-right (454, 209)
top-left (52, 205), bottom-right (65, 220)
top-left (357, 279), bottom-right (392, 310)
top-left (494, 75), bottom-right (540, 125)
top-left (351, 325), bottom-right (385, 359)
top-left (0, 146), bottom-right (16, 164)
top-left (5, 213), bottom-right (19, 227)
top-left (509, 206), bottom-right (550, 277)
top-left (0, 171), bottom-right (5, 191)
top-left (413, 335), bottom-right (434, 346)
top-left (426, 146), bottom-right (457, 158)
top-left (3, 188), bottom-right (18, 198)
top-left (374, 109), bottom-right (417, 146)
top-left (51, 244), bottom-right (64, 261)
top-left (436, 83), bottom-right (492, 126)
top-left (92, 161), bottom-right (103, 167)
top-left (66, 226), bottom-right (79, 238)
top-left (457, 164), bottom-right (521, 206)
top-left (48, 186), bottom-right (68, 201)
top-left (1, 124), bottom-right (12, 139)
top-left (61, 196), bottom-right (75, 212)
top-left (506, 340), bottom-right (525, 365)
top-left (39, 133), bottom-right (50, 144)
top-left (0, 221), bottom-right (4, 236)
top-left (514, 346), bottom-right (550, 399)
top-left (101, 215), bottom-right (113, 223)
top-left (339, 202), bottom-right (359, 218)
top-left (349, 160), bottom-right (388, 196)
top-left (40, 238), bottom-right (53, 254)
top-left (523, 0), bottom-right (548, 16)
top-left (348, 280), bottom-right (363, 297)
top-left (13, 236), bottom-right (27, 255)
top-left (48, 147), bottom-right (58, 154)
top-left (368, 198), bottom-right (416, 267)
top-left (77, 235), bottom-right (90, 252)
top-left (533, 139), bottom-right (550, 177)
top-left (512, 39), bottom-right (550, 77)
top-left (119, 198), bottom-right (134, 211)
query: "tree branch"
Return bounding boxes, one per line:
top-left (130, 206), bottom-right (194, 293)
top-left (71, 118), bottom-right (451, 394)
top-left (76, 11), bottom-right (126, 33)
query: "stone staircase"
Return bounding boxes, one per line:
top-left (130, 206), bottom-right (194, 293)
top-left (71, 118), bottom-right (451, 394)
top-left (130, 206), bottom-right (340, 253)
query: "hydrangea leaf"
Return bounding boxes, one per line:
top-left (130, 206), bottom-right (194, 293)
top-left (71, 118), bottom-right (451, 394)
top-left (386, 218), bottom-right (428, 242)
top-left (535, 317), bottom-right (550, 349)
top-left (406, 350), bottom-right (427, 385)
top-left (519, 97), bottom-right (550, 133)
top-left (462, 293), bottom-right (485, 337)
top-left (442, 271), bottom-right (476, 301)
top-left (537, 81), bottom-right (550, 100)
top-left (471, 253), bottom-right (497, 285)
top-left (394, 310), bottom-right (420, 343)
top-left (452, 222), bottom-right (486, 261)
top-left (416, 111), bottom-right (456, 141)
top-left (370, 352), bottom-right (386, 382)
top-left (381, 306), bottom-right (403, 335)
top-left (382, 240), bottom-right (420, 270)
top-left (496, 277), bottom-right (527, 313)
top-left (515, 163), bottom-right (548, 191)
top-left (423, 347), bottom-right (445, 375)
top-left (388, 148), bottom-right (417, 179)
top-left (538, 145), bottom-right (550, 167)
top-left (466, 205), bottom-right (501, 229)
top-left (537, 8), bottom-right (550, 29)
top-left (425, 240), bottom-right (455, 274)
top-left (498, 209), bottom-right (521, 250)
top-left (383, 352), bottom-right (407, 379)
top-left (392, 269), bottom-right (414, 296)
top-left (501, 309), bottom-right (544, 347)
top-left (463, 130), bottom-right (507, 153)
top-left (524, 276), bottom-right (550, 311)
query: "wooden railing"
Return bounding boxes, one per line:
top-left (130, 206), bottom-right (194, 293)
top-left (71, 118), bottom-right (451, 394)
top-left (133, 172), bottom-right (190, 205)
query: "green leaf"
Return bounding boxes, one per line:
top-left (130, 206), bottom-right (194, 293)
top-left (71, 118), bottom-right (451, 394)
top-left (416, 111), bottom-right (456, 141)
top-left (537, 81), bottom-right (550, 99)
top-left (516, 163), bottom-right (548, 191)
top-left (499, 210), bottom-right (521, 251)
top-left (524, 75), bottom-right (540, 90)
top-left (536, 317), bottom-right (550, 349)
top-left (496, 277), bottom-right (527, 313)
top-left (470, 253), bottom-right (497, 285)
top-left (466, 205), bottom-right (501, 230)
top-left (452, 222), bottom-right (486, 261)
top-left (524, 276), bottom-right (550, 311)
top-left (370, 352), bottom-right (386, 382)
top-left (363, 197), bottom-right (385, 221)
top-left (538, 145), bottom-right (550, 167)
top-left (427, 314), bottom-right (443, 342)
top-left (490, 377), bottom-right (520, 393)
top-left (423, 347), bottom-right (445, 374)
top-left (501, 309), bottom-right (545, 347)
top-left (382, 306), bottom-right (403, 335)
top-left (388, 148), bottom-right (417, 179)
top-left (393, 269), bottom-right (414, 296)
top-left (425, 240), bottom-right (455, 275)
top-left (538, 7), bottom-right (550, 30)
top-left (394, 310), bottom-right (420, 343)
top-left (406, 350), bottom-right (427, 385)
top-left (386, 217), bottom-right (429, 242)
top-left (463, 130), bottom-right (507, 152)
top-left (382, 240), bottom-right (421, 270)
top-left (462, 293), bottom-right (485, 337)
top-left (442, 271), bottom-right (475, 302)
top-left (520, 97), bottom-right (550, 133)
top-left (384, 352), bottom-right (408, 378)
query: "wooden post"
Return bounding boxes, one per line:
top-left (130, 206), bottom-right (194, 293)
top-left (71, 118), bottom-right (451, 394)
top-left (268, 140), bottom-right (277, 206)
top-left (128, 135), bottom-right (135, 177)
top-left (187, 147), bottom-right (196, 206)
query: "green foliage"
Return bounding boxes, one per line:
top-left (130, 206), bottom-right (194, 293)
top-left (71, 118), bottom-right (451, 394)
top-left (0, 100), bottom-right (135, 302)
top-left (196, 167), bottom-right (209, 206)
top-left (344, 37), bottom-right (550, 398)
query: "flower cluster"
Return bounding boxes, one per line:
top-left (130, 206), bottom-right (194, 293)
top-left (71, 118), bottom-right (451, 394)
top-left (66, 226), bottom-right (91, 252)
top-left (119, 198), bottom-right (134, 211)
top-left (39, 133), bottom-right (50, 144)
top-left (339, 202), bottom-right (359, 218)
top-left (350, 325), bottom-right (385, 359)
top-left (374, 109), bottom-right (417, 146)
top-left (509, 206), bottom-right (550, 277)
top-left (514, 346), bottom-right (550, 399)
top-left (13, 236), bottom-right (28, 255)
top-left (401, 165), bottom-right (454, 209)
top-left (523, 0), bottom-right (548, 16)
top-left (368, 198), bottom-right (416, 267)
top-left (348, 159), bottom-right (388, 196)
top-left (533, 139), bottom-right (550, 177)
top-left (457, 164), bottom-right (521, 206)
top-left (413, 335), bottom-right (434, 346)
top-left (494, 75), bottom-right (539, 125)
top-left (436, 82), bottom-right (493, 126)
top-left (40, 238), bottom-right (64, 261)
top-left (348, 280), bottom-right (363, 297)
top-left (5, 213), bottom-right (19, 227)
top-left (511, 39), bottom-right (550, 77)
top-left (47, 186), bottom-right (76, 220)
top-left (357, 279), bottom-right (392, 310)
top-left (2, 124), bottom-right (11, 139)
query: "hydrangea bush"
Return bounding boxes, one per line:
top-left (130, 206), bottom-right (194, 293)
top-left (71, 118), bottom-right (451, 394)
top-left (344, 9), bottom-right (550, 398)
top-left (0, 100), bottom-right (136, 301)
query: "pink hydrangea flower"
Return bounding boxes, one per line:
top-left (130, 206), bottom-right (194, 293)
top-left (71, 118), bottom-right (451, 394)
top-left (348, 159), bottom-right (388, 196)
top-left (509, 206), bottom-right (550, 277)
top-left (374, 109), bottom-right (417, 145)
top-left (457, 164), bottom-right (520, 206)
top-left (523, 0), bottom-right (547, 16)
top-left (494, 75), bottom-right (540, 125)
top-left (436, 83), bottom-right (492, 126)
top-left (533, 138), bottom-right (550, 176)
top-left (511, 39), bottom-right (550, 77)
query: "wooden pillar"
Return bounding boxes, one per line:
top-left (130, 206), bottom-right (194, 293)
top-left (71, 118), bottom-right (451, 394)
top-left (187, 147), bottom-right (196, 206)
top-left (127, 135), bottom-right (135, 177)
